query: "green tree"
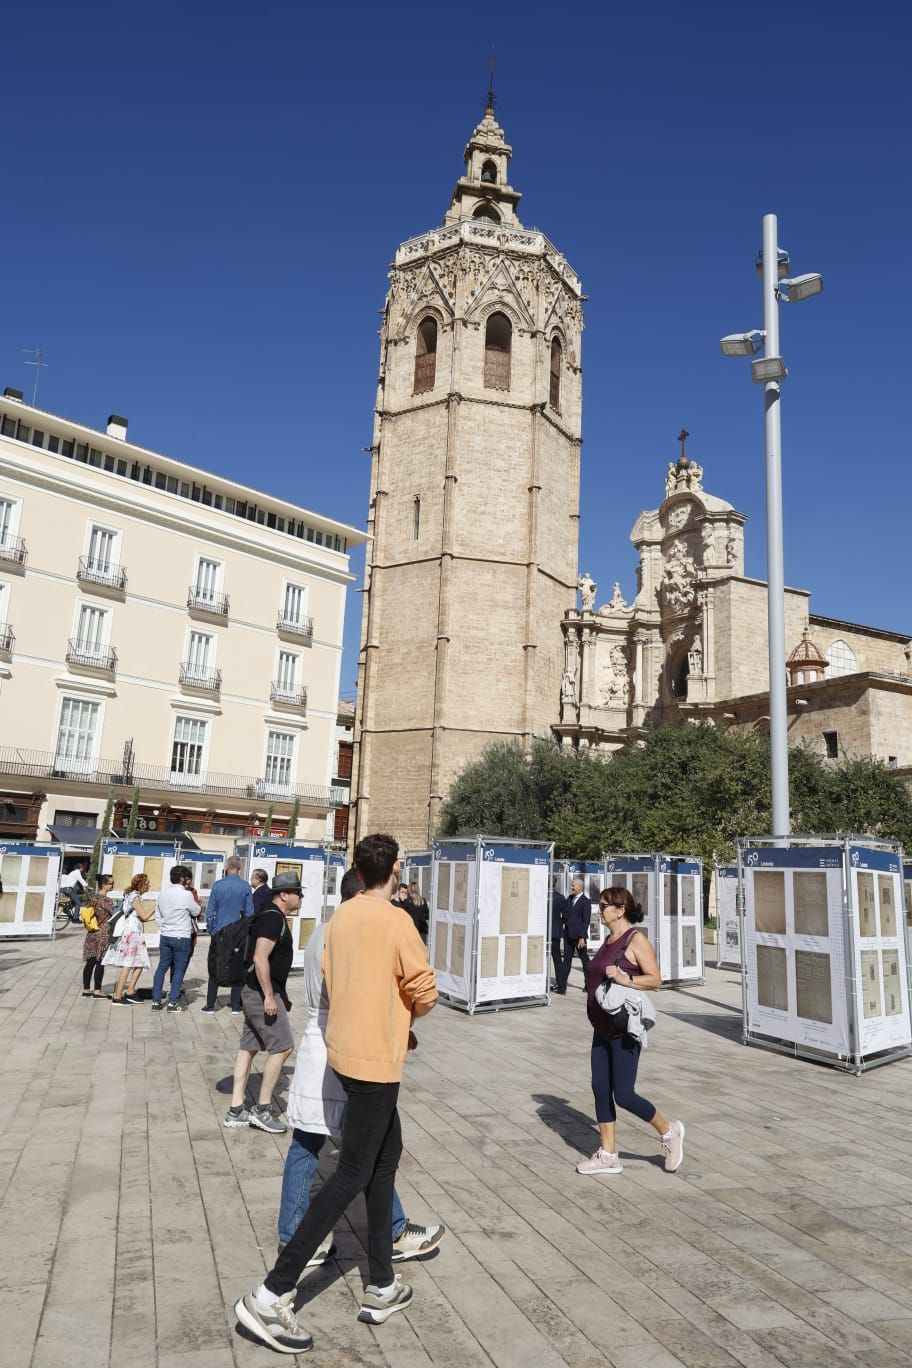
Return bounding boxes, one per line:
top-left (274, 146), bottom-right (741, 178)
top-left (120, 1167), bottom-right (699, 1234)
top-left (287, 797), bottom-right (300, 845)
top-left (264, 803), bottom-right (275, 839)
top-left (87, 787), bottom-right (115, 890)
top-left (437, 737), bottom-right (596, 842)
top-left (125, 787), bottom-right (141, 839)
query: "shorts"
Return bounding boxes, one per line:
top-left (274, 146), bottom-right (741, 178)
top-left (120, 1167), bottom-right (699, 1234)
top-left (238, 984), bottom-right (294, 1055)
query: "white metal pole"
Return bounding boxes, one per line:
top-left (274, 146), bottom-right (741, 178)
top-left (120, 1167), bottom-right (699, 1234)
top-left (761, 213), bottom-right (790, 838)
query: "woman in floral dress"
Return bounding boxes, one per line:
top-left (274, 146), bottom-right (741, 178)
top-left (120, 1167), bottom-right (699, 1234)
top-left (103, 873), bottom-right (155, 1004)
top-left (81, 874), bottom-right (116, 998)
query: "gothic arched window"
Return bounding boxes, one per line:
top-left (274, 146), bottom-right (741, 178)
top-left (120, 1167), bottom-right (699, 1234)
top-left (413, 317), bottom-right (437, 394)
top-left (480, 159), bottom-right (497, 183)
top-left (826, 639), bottom-right (858, 677)
top-left (484, 312), bottom-right (512, 389)
top-left (549, 337), bottom-right (562, 411)
top-left (473, 203), bottom-right (500, 222)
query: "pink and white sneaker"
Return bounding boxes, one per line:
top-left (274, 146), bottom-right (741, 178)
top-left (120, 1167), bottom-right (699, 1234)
top-left (661, 1120), bottom-right (685, 1172)
top-left (576, 1148), bottom-right (623, 1175)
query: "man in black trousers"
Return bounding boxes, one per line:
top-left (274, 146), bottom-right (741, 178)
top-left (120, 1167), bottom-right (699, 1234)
top-left (562, 877), bottom-right (591, 990)
top-left (550, 884), bottom-right (568, 993)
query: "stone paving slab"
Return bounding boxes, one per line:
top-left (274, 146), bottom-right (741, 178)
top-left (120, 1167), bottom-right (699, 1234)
top-left (5, 935), bottom-right (912, 1365)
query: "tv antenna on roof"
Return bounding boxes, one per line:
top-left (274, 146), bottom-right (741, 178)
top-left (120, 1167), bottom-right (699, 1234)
top-left (22, 347), bottom-right (47, 406)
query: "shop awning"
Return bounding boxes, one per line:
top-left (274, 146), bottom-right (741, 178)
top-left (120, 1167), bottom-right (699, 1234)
top-left (47, 824), bottom-right (99, 851)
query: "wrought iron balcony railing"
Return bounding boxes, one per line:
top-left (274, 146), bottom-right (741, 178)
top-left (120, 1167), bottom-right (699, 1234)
top-left (0, 535), bottom-right (27, 568)
top-left (0, 745), bottom-right (347, 807)
top-left (77, 555), bottom-right (128, 591)
top-left (187, 588), bottom-right (229, 616)
top-left (66, 639), bottom-right (117, 672)
top-left (276, 611), bottom-right (314, 640)
top-left (270, 681), bottom-right (308, 711)
top-left (178, 662), bottom-right (222, 692)
top-left (0, 621), bottom-right (13, 653)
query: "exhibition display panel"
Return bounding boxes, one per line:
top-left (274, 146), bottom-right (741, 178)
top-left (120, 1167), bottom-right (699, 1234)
top-left (603, 853), bottom-right (704, 985)
top-left (236, 841), bottom-right (341, 967)
top-left (101, 840), bottom-right (222, 951)
top-left (0, 841), bottom-right (63, 937)
top-left (562, 860), bottom-right (608, 949)
top-left (904, 862), bottom-right (912, 968)
top-left (431, 837), bottom-right (553, 1013)
top-left (714, 865), bottom-right (740, 968)
top-left (738, 837), bottom-right (912, 1073)
top-left (403, 850), bottom-right (433, 903)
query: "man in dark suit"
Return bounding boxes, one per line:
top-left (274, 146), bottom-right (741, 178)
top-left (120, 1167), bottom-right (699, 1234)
top-left (550, 886), bottom-right (568, 994)
top-left (562, 877), bottom-right (591, 989)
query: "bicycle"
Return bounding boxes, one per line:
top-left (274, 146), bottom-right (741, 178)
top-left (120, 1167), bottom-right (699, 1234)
top-left (55, 894), bottom-right (81, 932)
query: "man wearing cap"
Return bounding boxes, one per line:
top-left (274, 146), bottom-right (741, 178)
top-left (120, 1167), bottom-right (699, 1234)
top-left (223, 870), bottom-right (301, 1134)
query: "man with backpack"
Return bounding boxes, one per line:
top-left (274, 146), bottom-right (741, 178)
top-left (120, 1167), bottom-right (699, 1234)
top-left (223, 870), bottom-right (302, 1134)
top-left (202, 856), bottom-right (254, 1015)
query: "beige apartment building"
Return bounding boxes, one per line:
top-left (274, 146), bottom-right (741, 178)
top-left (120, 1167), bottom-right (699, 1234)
top-left (0, 389), bottom-right (366, 853)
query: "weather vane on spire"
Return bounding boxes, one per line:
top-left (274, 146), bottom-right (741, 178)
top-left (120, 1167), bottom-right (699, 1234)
top-left (485, 55), bottom-right (496, 114)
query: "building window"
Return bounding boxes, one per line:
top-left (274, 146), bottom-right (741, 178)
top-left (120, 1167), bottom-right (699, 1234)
top-left (87, 525), bottom-right (117, 573)
top-left (76, 604), bottom-right (108, 655)
top-left (55, 698), bottom-right (100, 767)
top-left (825, 639), bottom-right (858, 678)
top-left (194, 557), bottom-right (221, 604)
top-left (549, 337), bottom-right (562, 411)
top-left (171, 716), bottom-right (207, 778)
top-left (480, 159), bottom-right (497, 183)
top-left (412, 496), bottom-right (420, 541)
top-left (283, 583), bottom-right (307, 625)
top-left (336, 740), bottom-right (353, 782)
top-left (473, 204), bottom-right (500, 222)
top-left (276, 650), bottom-right (298, 691)
top-left (264, 730), bottom-right (295, 792)
top-left (187, 630), bottom-right (212, 672)
top-left (823, 730), bottom-right (839, 759)
top-left (413, 317), bottom-right (437, 393)
top-left (484, 312), bottom-right (512, 389)
top-left (0, 498), bottom-right (19, 550)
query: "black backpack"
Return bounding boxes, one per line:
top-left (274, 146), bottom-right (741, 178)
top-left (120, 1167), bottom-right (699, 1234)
top-left (216, 915), bottom-right (255, 987)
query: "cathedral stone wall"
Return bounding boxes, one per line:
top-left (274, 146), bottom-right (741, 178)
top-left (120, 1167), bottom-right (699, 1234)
top-left (713, 579), bottom-right (811, 698)
top-left (809, 619), bottom-right (907, 676)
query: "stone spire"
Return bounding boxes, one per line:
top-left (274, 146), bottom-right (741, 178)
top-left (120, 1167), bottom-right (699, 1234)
top-left (444, 101), bottom-right (522, 227)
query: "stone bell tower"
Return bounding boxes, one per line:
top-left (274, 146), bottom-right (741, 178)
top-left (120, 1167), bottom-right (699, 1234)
top-left (351, 97), bottom-right (585, 848)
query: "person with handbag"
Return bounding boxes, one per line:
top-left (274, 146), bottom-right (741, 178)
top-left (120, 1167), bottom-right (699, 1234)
top-left (80, 874), bottom-right (115, 998)
top-left (576, 886), bottom-right (685, 1176)
top-left (103, 873), bottom-right (155, 1004)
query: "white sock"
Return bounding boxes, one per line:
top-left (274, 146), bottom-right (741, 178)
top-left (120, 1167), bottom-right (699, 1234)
top-left (374, 1279), bottom-right (396, 1297)
top-left (255, 1283), bottom-right (280, 1307)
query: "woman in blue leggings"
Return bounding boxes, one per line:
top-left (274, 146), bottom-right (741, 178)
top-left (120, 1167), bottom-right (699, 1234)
top-left (577, 886), bottom-right (685, 1176)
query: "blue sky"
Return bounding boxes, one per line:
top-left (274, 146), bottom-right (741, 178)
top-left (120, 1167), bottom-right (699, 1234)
top-left (3, 2), bottom-right (909, 695)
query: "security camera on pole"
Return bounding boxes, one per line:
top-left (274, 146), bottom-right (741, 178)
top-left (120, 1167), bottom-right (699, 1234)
top-left (720, 214), bottom-right (823, 840)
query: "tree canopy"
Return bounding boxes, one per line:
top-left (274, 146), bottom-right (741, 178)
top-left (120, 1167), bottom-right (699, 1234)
top-left (436, 726), bottom-right (912, 864)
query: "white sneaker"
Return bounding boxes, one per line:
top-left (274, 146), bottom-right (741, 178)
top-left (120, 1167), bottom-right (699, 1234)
top-left (576, 1148), bottom-right (623, 1175)
top-left (357, 1274), bottom-right (413, 1324)
top-left (661, 1120), bottom-right (685, 1173)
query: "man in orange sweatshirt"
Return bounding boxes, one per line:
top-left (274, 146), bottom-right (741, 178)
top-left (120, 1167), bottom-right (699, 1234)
top-left (235, 832), bottom-right (437, 1355)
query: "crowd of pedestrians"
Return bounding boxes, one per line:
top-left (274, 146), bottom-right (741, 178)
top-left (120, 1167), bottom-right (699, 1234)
top-left (68, 841), bottom-right (686, 1355)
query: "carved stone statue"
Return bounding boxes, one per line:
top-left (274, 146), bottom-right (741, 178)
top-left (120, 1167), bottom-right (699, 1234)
top-left (725, 534), bottom-right (737, 567)
top-left (658, 540), bottom-right (696, 617)
top-left (578, 572), bottom-right (596, 611)
top-left (688, 634), bottom-right (703, 676)
top-left (561, 668), bottom-right (577, 707)
top-left (599, 645), bottom-right (630, 708)
top-left (609, 581), bottom-right (626, 611)
top-left (685, 460), bottom-right (704, 492)
top-left (701, 522), bottom-right (715, 565)
top-left (665, 462), bottom-right (677, 498)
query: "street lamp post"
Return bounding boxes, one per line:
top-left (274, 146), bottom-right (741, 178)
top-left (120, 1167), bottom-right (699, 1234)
top-left (720, 213), bottom-right (823, 840)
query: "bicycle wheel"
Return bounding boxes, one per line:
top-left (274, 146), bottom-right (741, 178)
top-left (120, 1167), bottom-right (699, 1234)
top-left (55, 903), bottom-right (73, 931)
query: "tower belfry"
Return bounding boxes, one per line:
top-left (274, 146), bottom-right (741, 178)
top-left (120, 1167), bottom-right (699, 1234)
top-left (351, 102), bottom-right (585, 848)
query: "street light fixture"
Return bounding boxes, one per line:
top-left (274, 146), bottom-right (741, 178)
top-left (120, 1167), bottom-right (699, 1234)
top-left (720, 213), bottom-right (823, 839)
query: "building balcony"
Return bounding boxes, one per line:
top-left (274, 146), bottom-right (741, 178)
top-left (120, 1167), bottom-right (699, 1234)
top-left (187, 588), bottom-right (229, 619)
top-left (66, 639), bottom-right (118, 674)
top-left (178, 662), bottom-right (222, 694)
top-left (276, 611), bottom-right (314, 642)
top-left (270, 682), bottom-right (308, 711)
top-left (0, 621), bottom-right (13, 655)
top-left (77, 555), bottom-right (128, 594)
top-left (0, 536), bottom-right (27, 572)
top-left (0, 745), bottom-right (347, 808)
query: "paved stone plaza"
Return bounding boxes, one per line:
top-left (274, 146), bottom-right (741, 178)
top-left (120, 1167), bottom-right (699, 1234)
top-left (5, 936), bottom-right (912, 1367)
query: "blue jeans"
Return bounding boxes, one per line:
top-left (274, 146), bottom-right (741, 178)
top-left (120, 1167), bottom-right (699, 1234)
top-left (152, 936), bottom-right (193, 1006)
top-left (278, 1127), bottom-right (407, 1248)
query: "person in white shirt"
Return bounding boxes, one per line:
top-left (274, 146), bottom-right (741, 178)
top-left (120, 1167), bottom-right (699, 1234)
top-left (60, 863), bottom-right (88, 921)
top-left (151, 866), bottom-right (201, 1012)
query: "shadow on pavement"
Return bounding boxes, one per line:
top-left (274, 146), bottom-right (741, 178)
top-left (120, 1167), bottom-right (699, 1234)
top-left (532, 1093), bottom-right (599, 1153)
top-left (657, 1010), bottom-right (742, 1041)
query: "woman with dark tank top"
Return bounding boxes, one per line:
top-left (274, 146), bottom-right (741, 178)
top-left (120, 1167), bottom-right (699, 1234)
top-left (577, 886), bottom-right (685, 1176)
